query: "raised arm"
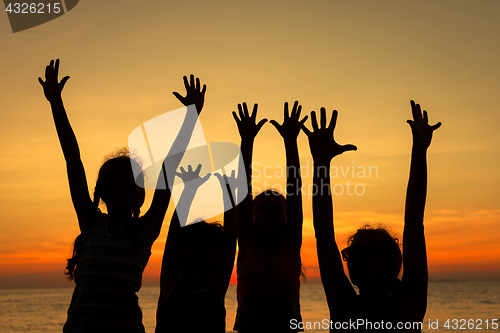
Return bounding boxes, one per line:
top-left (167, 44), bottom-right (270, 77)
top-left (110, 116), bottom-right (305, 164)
top-left (302, 108), bottom-right (357, 317)
top-left (214, 171), bottom-right (238, 295)
top-left (401, 100), bottom-right (441, 321)
top-left (270, 101), bottom-right (308, 250)
top-left (142, 75), bottom-right (207, 247)
top-left (39, 59), bottom-right (94, 230)
top-left (232, 103), bottom-right (267, 253)
top-left (158, 164), bottom-right (210, 306)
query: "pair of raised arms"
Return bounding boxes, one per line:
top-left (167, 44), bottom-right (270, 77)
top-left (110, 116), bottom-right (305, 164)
top-left (38, 59), bottom-right (211, 246)
top-left (232, 101), bottom-right (312, 143)
top-left (232, 100), bottom-right (440, 158)
top-left (39, 60), bottom-right (206, 111)
top-left (231, 101), bottom-right (359, 157)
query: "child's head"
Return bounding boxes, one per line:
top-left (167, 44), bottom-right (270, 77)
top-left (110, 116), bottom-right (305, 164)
top-left (66, 149), bottom-right (146, 281)
top-left (343, 224), bottom-right (402, 291)
top-left (177, 221), bottom-right (227, 290)
top-left (253, 189), bottom-right (287, 237)
top-left (94, 149), bottom-right (145, 216)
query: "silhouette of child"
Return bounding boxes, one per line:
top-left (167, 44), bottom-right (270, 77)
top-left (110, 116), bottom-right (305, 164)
top-left (232, 102), bottom-right (307, 332)
top-left (155, 166), bottom-right (237, 333)
top-left (303, 102), bottom-right (440, 332)
top-left (39, 60), bottom-right (205, 332)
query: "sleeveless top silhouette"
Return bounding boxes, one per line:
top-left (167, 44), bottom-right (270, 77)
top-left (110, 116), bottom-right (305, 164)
top-left (63, 213), bottom-right (151, 333)
top-left (234, 243), bottom-right (303, 332)
top-left (155, 282), bottom-right (226, 333)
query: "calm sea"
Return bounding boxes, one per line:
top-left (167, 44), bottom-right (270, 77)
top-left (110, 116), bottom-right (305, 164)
top-left (0, 282), bottom-right (499, 332)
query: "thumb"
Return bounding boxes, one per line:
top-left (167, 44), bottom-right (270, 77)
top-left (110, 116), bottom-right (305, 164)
top-left (341, 144), bottom-right (357, 152)
top-left (301, 124), bottom-right (312, 136)
top-left (407, 120), bottom-right (419, 137)
top-left (256, 118), bottom-right (268, 131)
top-left (431, 122), bottom-right (442, 131)
top-left (406, 119), bottom-right (415, 129)
top-left (60, 76), bottom-right (70, 89)
top-left (172, 92), bottom-right (184, 102)
top-left (269, 120), bottom-right (280, 129)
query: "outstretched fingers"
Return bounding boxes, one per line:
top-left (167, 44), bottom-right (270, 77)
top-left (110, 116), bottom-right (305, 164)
top-left (48, 59), bottom-right (54, 75)
top-left (423, 110), bottom-right (441, 132)
top-left (320, 107), bottom-right (327, 129)
top-left (194, 164), bottom-right (202, 174)
top-left (328, 110), bottom-right (338, 130)
top-left (302, 108), bottom-right (339, 134)
top-left (310, 111), bottom-right (319, 131)
top-left (176, 166), bottom-right (187, 177)
top-left (241, 103), bottom-right (247, 117)
top-left (296, 104), bottom-right (302, 120)
top-left (243, 103), bottom-right (250, 118)
top-left (234, 102), bottom-right (267, 139)
top-left (237, 103), bottom-right (245, 120)
top-left (54, 59), bottom-right (60, 78)
top-left (39, 59), bottom-right (71, 101)
top-left (192, 76), bottom-right (207, 95)
top-left (189, 74), bottom-right (195, 90)
top-left (291, 101), bottom-right (301, 121)
top-left (410, 100), bottom-right (423, 121)
top-left (232, 111), bottom-right (241, 124)
top-left (250, 103), bottom-right (258, 119)
top-left (423, 110), bottom-right (429, 123)
top-left (176, 164), bottom-right (211, 184)
top-left (410, 100), bottom-right (442, 132)
top-left (45, 63), bottom-right (50, 80)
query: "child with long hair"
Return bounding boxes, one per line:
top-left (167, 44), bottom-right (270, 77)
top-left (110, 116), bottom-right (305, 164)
top-left (155, 166), bottom-right (237, 333)
top-left (232, 101), bottom-right (307, 332)
top-left (39, 59), bottom-right (205, 332)
top-left (303, 102), bottom-right (440, 332)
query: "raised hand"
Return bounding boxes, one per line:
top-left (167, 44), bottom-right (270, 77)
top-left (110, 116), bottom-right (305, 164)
top-left (270, 101), bottom-right (308, 142)
top-left (214, 170), bottom-right (237, 200)
top-left (407, 100), bottom-right (441, 149)
top-left (38, 59), bottom-right (70, 102)
top-left (214, 169), bottom-right (237, 188)
top-left (175, 164), bottom-right (211, 190)
top-left (173, 74), bottom-right (207, 114)
top-left (302, 107), bottom-right (357, 163)
top-left (232, 102), bottom-right (268, 142)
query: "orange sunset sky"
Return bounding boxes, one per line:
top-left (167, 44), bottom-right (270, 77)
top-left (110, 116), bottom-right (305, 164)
top-left (1, 0), bottom-right (499, 289)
